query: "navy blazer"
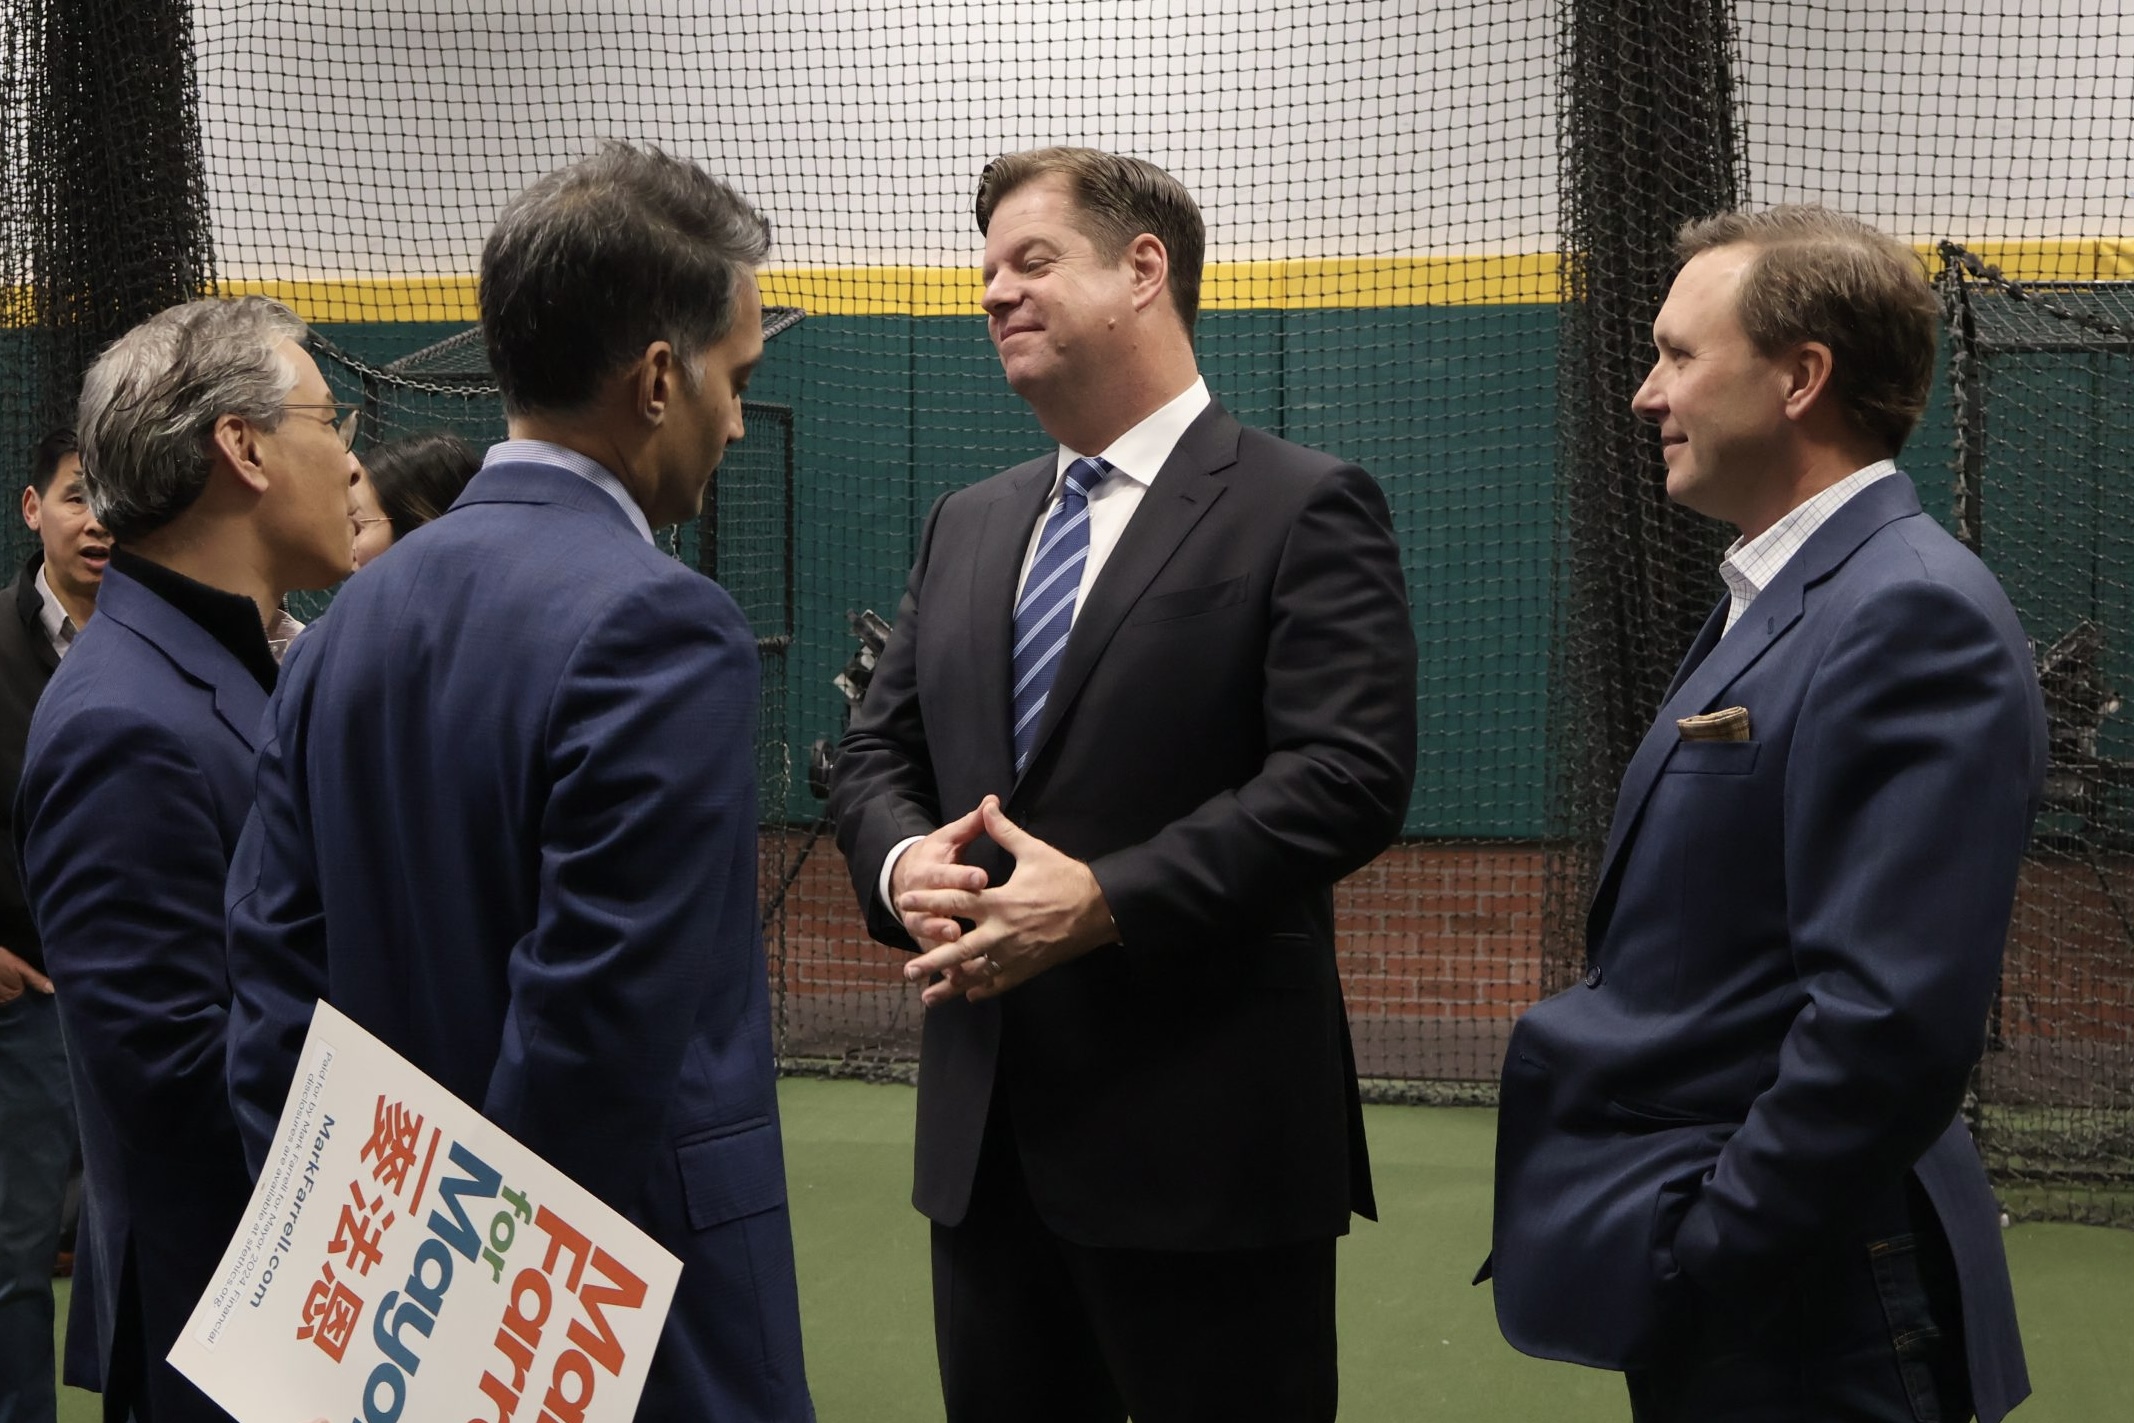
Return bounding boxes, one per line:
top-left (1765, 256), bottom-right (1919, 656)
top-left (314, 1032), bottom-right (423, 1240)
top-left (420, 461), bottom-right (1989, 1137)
top-left (225, 463), bottom-right (812, 1421)
top-left (831, 402), bottom-right (1417, 1250)
top-left (16, 563), bottom-right (259, 1423)
top-left (1485, 474), bottom-right (2044, 1422)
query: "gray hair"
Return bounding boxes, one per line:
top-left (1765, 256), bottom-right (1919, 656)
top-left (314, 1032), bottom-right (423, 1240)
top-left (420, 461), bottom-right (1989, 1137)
top-left (481, 142), bottom-right (771, 415)
top-left (77, 296), bottom-right (309, 540)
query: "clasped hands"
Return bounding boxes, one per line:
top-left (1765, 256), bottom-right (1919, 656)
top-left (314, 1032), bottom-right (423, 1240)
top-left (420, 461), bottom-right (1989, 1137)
top-left (895, 795), bottom-right (1116, 1006)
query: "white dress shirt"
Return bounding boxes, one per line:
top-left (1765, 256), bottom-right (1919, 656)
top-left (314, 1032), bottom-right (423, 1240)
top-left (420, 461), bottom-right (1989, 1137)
top-left (878, 378), bottom-right (1214, 907)
top-left (33, 563), bottom-right (76, 660)
top-left (1013, 379), bottom-right (1212, 603)
top-left (1720, 460), bottom-right (1897, 636)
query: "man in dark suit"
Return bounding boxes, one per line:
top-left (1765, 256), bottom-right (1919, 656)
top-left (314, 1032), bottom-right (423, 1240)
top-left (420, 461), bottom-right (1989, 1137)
top-left (830, 147), bottom-right (1417, 1423)
top-left (224, 144), bottom-right (813, 1422)
top-left (0, 427), bottom-right (106, 1423)
top-left (17, 296), bottom-right (360, 1422)
top-left (1485, 207), bottom-right (2044, 1422)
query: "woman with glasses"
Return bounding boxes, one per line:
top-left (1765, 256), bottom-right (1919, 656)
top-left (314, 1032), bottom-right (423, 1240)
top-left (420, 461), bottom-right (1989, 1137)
top-left (349, 430), bottom-right (481, 570)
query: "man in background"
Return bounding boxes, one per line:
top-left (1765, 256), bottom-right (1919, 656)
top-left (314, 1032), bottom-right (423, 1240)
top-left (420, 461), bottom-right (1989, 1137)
top-left (0, 427), bottom-right (106, 1422)
top-left (18, 297), bottom-right (358, 1422)
top-left (831, 147), bottom-right (1416, 1422)
top-left (1485, 207), bottom-right (2043, 1423)
top-left (226, 144), bottom-right (813, 1421)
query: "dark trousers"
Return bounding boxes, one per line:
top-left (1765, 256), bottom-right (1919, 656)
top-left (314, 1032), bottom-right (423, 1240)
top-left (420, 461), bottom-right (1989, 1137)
top-left (931, 1099), bottom-right (1339, 1423)
top-left (1628, 1181), bottom-right (1974, 1423)
top-left (0, 992), bottom-right (75, 1423)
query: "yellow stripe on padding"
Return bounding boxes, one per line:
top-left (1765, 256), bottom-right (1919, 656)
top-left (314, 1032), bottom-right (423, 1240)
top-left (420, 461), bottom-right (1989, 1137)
top-left (190, 240), bottom-right (2134, 323)
top-left (1953, 239), bottom-right (2134, 282)
top-left (215, 257), bottom-right (1569, 322)
top-left (217, 275), bottom-right (482, 325)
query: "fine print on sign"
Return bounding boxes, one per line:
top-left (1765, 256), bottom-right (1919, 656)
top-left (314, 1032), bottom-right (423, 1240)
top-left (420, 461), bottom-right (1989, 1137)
top-left (170, 1000), bottom-right (681, 1423)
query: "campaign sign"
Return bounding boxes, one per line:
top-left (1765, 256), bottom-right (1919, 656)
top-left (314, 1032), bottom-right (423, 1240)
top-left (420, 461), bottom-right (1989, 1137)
top-left (169, 1000), bottom-right (681, 1423)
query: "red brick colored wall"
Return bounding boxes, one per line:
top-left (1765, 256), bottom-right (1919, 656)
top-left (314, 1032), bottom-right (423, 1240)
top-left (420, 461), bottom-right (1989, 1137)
top-left (775, 837), bottom-right (1545, 1011)
top-left (2001, 858), bottom-right (2134, 1038)
top-left (766, 833), bottom-right (2134, 1086)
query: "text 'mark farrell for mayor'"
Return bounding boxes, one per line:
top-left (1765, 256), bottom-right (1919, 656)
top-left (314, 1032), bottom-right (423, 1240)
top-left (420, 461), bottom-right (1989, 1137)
top-left (169, 999), bottom-right (681, 1423)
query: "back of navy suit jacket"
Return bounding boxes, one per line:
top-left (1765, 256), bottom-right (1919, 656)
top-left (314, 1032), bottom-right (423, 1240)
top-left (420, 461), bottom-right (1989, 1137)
top-left (225, 463), bottom-right (810, 1420)
top-left (18, 564), bottom-right (262, 1423)
top-left (1486, 474), bottom-right (2044, 1423)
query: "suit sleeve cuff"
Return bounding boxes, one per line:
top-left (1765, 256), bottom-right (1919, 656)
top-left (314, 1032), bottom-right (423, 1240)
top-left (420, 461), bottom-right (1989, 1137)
top-left (1668, 1191), bottom-right (1727, 1294)
top-left (878, 835), bottom-right (925, 913)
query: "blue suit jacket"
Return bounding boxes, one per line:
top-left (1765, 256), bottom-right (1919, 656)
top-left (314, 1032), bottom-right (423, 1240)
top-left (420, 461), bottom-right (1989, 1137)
top-left (16, 564), bottom-right (258, 1423)
top-left (225, 462), bottom-right (811, 1421)
top-left (1486, 474), bottom-right (2044, 1423)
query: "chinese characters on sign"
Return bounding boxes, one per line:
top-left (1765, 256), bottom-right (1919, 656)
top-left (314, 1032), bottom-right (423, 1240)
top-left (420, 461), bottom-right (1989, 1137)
top-left (169, 1002), bottom-right (680, 1423)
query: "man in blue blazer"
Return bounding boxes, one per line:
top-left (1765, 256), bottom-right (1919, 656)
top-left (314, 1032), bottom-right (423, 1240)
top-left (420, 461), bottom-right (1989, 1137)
top-left (225, 145), bottom-right (812, 1422)
top-left (1486, 208), bottom-right (2046, 1421)
top-left (17, 296), bottom-right (360, 1422)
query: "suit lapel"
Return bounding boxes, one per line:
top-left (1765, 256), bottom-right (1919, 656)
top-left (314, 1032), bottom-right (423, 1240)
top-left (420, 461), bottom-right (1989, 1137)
top-left (1012, 405), bottom-right (1238, 789)
top-left (1661, 600), bottom-right (1728, 706)
top-left (15, 561), bottom-right (60, 675)
top-left (1587, 473), bottom-right (1928, 930)
top-left (97, 567), bottom-right (268, 751)
top-left (210, 668), bottom-right (269, 751)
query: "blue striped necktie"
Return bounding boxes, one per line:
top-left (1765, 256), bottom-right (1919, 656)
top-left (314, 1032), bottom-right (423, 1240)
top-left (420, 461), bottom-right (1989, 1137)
top-left (1011, 456), bottom-right (1111, 773)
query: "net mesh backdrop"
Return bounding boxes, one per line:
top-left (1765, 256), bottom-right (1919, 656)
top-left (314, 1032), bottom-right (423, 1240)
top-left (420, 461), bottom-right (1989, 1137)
top-left (0, 1), bottom-right (2126, 1224)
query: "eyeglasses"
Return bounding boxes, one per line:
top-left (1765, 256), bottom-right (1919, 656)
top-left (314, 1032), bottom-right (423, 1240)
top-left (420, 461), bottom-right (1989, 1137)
top-left (282, 401), bottom-right (361, 451)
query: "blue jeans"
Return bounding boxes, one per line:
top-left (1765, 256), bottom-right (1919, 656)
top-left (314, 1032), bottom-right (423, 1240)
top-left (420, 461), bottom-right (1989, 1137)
top-left (0, 991), bottom-right (76, 1423)
top-left (1628, 1182), bottom-right (1974, 1423)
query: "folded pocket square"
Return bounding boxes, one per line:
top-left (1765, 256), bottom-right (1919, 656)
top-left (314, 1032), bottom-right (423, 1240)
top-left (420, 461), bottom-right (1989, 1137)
top-left (1677, 706), bottom-right (1751, 741)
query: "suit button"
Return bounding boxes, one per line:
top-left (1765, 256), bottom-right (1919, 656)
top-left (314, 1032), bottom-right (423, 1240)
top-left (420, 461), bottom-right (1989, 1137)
top-left (1583, 963), bottom-right (1603, 988)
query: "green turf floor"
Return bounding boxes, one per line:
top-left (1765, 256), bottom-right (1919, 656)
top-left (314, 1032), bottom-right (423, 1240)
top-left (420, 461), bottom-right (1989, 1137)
top-left (51, 1078), bottom-right (2134, 1421)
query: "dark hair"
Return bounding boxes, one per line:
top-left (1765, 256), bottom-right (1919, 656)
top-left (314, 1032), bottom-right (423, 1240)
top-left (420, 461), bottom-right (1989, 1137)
top-left (975, 146), bottom-right (1206, 336)
top-left (363, 431), bottom-right (481, 542)
top-left (1674, 205), bottom-right (1938, 454)
top-left (29, 428), bottom-right (78, 496)
top-left (480, 142), bottom-right (772, 417)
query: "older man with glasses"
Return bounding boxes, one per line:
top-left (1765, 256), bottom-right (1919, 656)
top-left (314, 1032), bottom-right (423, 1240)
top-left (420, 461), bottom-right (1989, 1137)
top-left (15, 296), bottom-right (357, 1423)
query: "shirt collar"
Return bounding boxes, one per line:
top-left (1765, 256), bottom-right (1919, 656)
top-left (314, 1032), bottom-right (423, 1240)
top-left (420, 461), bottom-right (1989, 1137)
top-left (1054, 377), bottom-right (1212, 491)
top-left (32, 560), bottom-right (76, 658)
top-left (1720, 459), bottom-right (1898, 609)
top-left (264, 607), bottom-right (306, 665)
top-left (484, 439), bottom-right (656, 545)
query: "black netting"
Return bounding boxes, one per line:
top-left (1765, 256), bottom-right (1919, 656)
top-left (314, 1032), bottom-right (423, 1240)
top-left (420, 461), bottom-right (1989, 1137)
top-left (1940, 249), bottom-right (2134, 1224)
top-left (2, 0), bottom-right (2127, 1222)
top-left (2, 0), bottom-right (214, 436)
top-left (1546, 0), bottom-right (1743, 1001)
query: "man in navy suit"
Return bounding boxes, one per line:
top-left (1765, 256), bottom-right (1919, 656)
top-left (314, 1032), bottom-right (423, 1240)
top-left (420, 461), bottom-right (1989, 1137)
top-left (225, 144), bottom-right (813, 1421)
top-left (831, 147), bottom-right (1416, 1422)
top-left (17, 296), bottom-right (360, 1422)
top-left (1485, 207), bottom-right (2045, 1422)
